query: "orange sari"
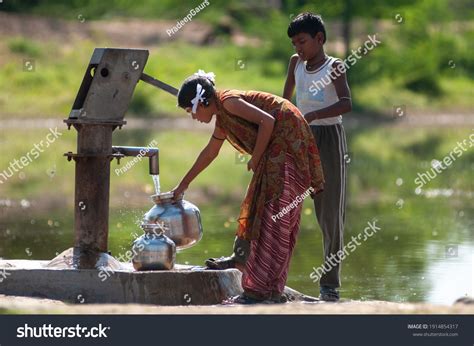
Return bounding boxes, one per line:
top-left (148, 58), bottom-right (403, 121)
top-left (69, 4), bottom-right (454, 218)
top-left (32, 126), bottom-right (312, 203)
top-left (215, 89), bottom-right (324, 240)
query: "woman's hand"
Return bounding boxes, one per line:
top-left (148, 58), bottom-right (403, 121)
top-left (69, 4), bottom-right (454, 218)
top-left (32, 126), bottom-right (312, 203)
top-left (171, 180), bottom-right (189, 200)
top-left (247, 156), bottom-right (259, 172)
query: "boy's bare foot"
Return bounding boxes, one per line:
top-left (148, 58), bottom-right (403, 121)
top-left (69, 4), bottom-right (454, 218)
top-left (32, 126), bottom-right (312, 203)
top-left (319, 286), bottom-right (340, 302)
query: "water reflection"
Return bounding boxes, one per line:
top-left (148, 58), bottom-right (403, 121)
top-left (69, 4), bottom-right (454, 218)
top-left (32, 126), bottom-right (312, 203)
top-left (426, 243), bottom-right (473, 304)
top-left (0, 193), bottom-right (471, 305)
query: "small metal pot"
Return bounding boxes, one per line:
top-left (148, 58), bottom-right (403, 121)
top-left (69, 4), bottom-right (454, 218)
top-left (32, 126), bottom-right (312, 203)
top-left (142, 192), bottom-right (203, 249)
top-left (132, 225), bottom-right (176, 271)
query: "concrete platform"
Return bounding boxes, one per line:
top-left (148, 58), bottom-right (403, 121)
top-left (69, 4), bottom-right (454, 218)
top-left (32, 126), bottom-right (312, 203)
top-left (0, 260), bottom-right (243, 305)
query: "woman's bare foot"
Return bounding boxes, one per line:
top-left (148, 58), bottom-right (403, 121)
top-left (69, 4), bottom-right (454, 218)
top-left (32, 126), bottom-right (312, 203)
top-left (205, 256), bottom-right (235, 269)
top-left (235, 262), bottom-right (245, 272)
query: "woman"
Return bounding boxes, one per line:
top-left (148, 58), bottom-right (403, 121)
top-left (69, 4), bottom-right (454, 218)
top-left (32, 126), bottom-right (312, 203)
top-left (172, 70), bottom-right (324, 303)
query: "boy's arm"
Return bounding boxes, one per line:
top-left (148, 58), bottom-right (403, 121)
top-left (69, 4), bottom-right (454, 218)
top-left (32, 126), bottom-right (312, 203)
top-left (283, 54), bottom-right (299, 101)
top-left (304, 60), bottom-right (352, 122)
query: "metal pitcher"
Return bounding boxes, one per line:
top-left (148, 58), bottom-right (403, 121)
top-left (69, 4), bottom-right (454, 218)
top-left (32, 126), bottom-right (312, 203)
top-left (132, 225), bottom-right (176, 271)
top-left (143, 192), bottom-right (203, 249)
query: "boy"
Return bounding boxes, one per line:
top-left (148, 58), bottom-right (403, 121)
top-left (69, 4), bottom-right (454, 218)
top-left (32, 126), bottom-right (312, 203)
top-left (283, 12), bottom-right (352, 301)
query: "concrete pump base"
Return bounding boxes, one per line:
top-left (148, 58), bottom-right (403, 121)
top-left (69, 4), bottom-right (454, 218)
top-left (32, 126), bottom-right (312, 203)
top-left (0, 259), bottom-right (243, 305)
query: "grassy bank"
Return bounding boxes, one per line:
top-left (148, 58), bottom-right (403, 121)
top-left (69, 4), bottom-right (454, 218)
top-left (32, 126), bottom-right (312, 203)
top-left (1, 35), bottom-right (473, 119)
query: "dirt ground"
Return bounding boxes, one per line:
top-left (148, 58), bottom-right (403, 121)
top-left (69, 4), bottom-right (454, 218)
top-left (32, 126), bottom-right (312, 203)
top-left (1, 294), bottom-right (473, 315)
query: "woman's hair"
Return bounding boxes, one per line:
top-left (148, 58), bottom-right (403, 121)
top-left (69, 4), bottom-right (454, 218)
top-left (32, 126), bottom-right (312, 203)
top-left (177, 74), bottom-right (216, 109)
top-left (287, 12), bottom-right (326, 43)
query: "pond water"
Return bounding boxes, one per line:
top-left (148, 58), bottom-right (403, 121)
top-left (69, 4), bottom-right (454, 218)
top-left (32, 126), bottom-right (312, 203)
top-left (0, 126), bottom-right (472, 305)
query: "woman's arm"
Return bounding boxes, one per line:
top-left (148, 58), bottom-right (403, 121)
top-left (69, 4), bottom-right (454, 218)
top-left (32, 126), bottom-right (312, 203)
top-left (304, 60), bottom-right (352, 122)
top-left (222, 97), bottom-right (275, 172)
top-left (172, 126), bottom-right (226, 197)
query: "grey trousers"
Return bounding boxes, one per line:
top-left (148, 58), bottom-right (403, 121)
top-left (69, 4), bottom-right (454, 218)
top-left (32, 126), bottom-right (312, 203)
top-left (230, 124), bottom-right (347, 289)
top-left (311, 124), bottom-right (347, 288)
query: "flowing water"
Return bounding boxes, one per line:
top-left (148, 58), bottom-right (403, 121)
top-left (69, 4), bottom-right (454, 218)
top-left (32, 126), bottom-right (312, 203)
top-left (152, 174), bottom-right (161, 195)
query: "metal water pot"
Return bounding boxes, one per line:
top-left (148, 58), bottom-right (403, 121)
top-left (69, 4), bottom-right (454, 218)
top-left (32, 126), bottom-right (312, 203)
top-left (132, 225), bottom-right (176, 271)
top-left (143, 192), bottom-right (203, 249)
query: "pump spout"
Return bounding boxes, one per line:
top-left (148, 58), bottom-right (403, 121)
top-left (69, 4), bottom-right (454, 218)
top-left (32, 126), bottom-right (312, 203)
top-left (112, 146), bottom-right (159, 175)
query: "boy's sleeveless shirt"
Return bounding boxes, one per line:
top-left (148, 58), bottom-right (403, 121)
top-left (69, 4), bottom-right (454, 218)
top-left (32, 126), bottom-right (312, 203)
top-left (295, 55), bottom-right (343, 126)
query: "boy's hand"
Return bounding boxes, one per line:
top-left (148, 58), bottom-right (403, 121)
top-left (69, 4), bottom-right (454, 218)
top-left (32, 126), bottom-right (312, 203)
top-left (304, 111), bottom-right (318, 123)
